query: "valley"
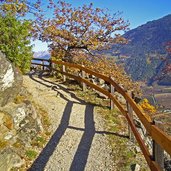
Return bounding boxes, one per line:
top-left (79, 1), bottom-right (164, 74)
top-left (142, 85), bottom-right (171, 111)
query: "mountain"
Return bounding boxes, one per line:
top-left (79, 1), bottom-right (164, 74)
top-left (108, 14), bottom-right (171, 85)
top-left (34, 51), bottom-right (50, 59)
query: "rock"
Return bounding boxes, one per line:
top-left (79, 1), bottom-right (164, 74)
top-left (164, 158), bottom-right (171, 171)
top-left (97, 92), bottom-right (108, 99)
top-left (0, 111), bottom-right (4, 125)
top-left (114, 92), bottom-right (126, 104)
top-left (90, 78), bottom-right (98, 85)
top-left (131, 164), bottom-right (141, 171)
top-left (0, 148), bottom-right (25, 171)
top-left (0, 101), bottom-right (43, 146)
top-left (98, 78), bottom-right (105, 85)
top-left (134, 164), bottom-right (141, 171)
top-left (0, 124), bottom-right (11, 140)
top-left (0, 51), bottom-right (23, 106)
top-left (1, 103), bottom-right (27, 130)
top-left (134, 146), bottom-right (141, 153)
top-left (101, 84), bottom-right (110, 91)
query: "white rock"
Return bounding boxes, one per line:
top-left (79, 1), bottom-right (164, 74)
top-left (1, 64), bottom-right (14, 91)
top-left (134, 164), bottom-right (141, 171)
top-left (13, 107), bottom-right (26, 129)
top-left (4, 133), bottom-right (13, 140)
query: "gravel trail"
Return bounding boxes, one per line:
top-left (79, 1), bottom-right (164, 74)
top-left (23, 72), bottom-right (116, 171)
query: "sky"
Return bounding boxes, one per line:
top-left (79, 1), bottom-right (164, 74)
top-left (32, 0), bottom-right (171, 52)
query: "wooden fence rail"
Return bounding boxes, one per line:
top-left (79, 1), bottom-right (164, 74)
top-left (31, 58), bottom-right (171, 171)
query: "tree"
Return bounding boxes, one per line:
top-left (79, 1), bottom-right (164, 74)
top-left (0, 0), bottom-right (41, 17)
top-left (32, 1), bottom-right (140, 91)
top-left (138, 98), bottom-right (156, 116)
top-left (0, 14), bottom-right (33, 72)
top-left (34, 0), bottom-right (129, 62)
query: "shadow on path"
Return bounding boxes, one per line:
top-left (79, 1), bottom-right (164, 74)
top-left (69, 104), bottom-right (95, 171)
top-left (28, 101), bottom-right (73, 171)
top-left (27, 71), bottom-right (128, 171)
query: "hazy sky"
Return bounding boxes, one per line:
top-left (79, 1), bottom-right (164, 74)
top-left (32, 0), bottom-right (171, 52)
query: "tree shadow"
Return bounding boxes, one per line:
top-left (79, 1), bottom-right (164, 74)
top-left (69, 104), bottom-right (95, 171)
top-left (28, 100), bottom-right (73, 171)
top-left (29, 70), bottom-right (106, 108)
top-left (27, 70), bottom-right (128, 171)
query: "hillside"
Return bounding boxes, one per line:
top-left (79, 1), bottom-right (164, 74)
top-left (107, 14), bottom-right (171, 85)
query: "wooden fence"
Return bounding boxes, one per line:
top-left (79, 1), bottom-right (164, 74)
top-left (31, 58), bottom-right (171, 171)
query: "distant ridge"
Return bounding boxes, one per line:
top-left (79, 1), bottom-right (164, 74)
top-left (34, 51), bottom-right (50, 59)
top-left (108, 14), bottom-right (171, 85)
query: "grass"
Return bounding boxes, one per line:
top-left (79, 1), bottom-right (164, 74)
top-left (13, 140), bottom-right (22, 149)
top-left (31, 136), bottom-right (46, 148)
top-left (36, 106), bottom-right (51, 136)
top-left (14, 95), bottom-right (26, 104)
top-left (0, 139), bottom-right (8, 149)
top-left (25, 150), bottom-right (38, 160)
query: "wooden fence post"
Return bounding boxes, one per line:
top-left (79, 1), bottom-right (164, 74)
top-left (127, 91), bottom-right (135, 142)
top-left (49, 59), bottom-right (52, 72)
top-left (41, 60), bottom-right (44, 70)
top-left (109, 76), bottom-right (115, 110)
top-left (81, 65), bottom-right (86, 92)
top-left (152, 120), bottom-right (164, 170)
top-left (62, 65), bottom-right (66, 82)
top-left (110, 77), bottom-right (115, 110)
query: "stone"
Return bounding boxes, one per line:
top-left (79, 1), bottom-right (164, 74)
top-left (1, 103), bottom-right (26, 130)
top-left (4, 132), bottom-right (13, 140)
top-left (98, 78), bottom-right (105, 85)
top-left (101, 84), bottom-right (110, 91)
top-left (114, 92), bottom-right (126, 104)
top-left (0, 111), bottom-right (14, 130)
top-left (0, 148), bottom-right (25, 171)
top-left (0, 124), bottom-right (9, 140)
top-left (96, 91), bottom-right (108, 99)
top-left (0, 51), bottom-right (23, 106)
top-left (0, 112), bottom-right (4, 125)
top-left (134, 146), bottom-right (141, 153)
top-left (164, 158), bottom-right (171, 171)
top-left (3, 113), bottom-right (14, 130)
top-left (0, 61), bottom-right (14, 91)
top-left (134, 164), bottom-right (141, 171)
top-left (0, 101), bottom-right (43, 145)
top-left (131, 164), bottom-right (141, 171)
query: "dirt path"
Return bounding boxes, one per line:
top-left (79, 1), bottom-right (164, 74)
top-left (23, 71), bottom-right (116, 171)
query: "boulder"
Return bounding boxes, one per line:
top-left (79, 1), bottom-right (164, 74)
top-left (0, 51), bottom-right (22, 106)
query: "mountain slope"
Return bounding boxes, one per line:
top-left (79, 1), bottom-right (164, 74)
top-left (110, 14), bottom-right (171, 85)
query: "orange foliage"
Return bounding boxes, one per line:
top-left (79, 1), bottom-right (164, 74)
top-left (33, 1), bottom-right (129, 62)
top-left (0, 0), bottom-right (41, 16)
top-left (138, 98), bottom-right (156, 115)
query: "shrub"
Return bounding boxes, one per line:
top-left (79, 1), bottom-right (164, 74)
top-left (0, 14), bottom-right (33, 73)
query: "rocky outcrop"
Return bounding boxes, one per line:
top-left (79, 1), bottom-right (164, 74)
top-left (0, 89), bottom-right (44, 170)
top-left (0, 51), bottom-right (22, 106)
top-left (0, 52), bottom-right (45, 170)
